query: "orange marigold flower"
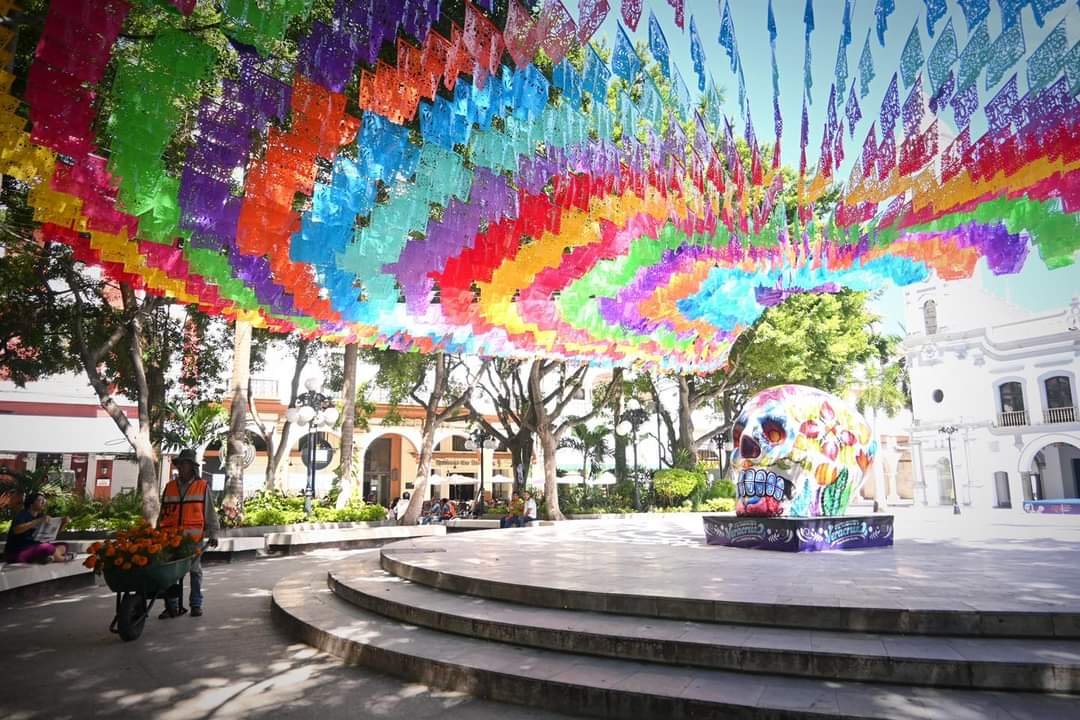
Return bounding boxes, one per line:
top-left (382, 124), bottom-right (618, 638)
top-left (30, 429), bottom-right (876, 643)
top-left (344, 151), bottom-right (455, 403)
top-left (170, 536), bottom-right (182, 548)
top-left (148, 544), bottom-right (162, 555)
top-left (114, 557), bottom-right (124, 567)
top-left (83, 556), bottom-right (97, 569)
top-left (132, 555), bottom-right (148, 567)
top-left (105, 545), bottom-right (116, 557)
top-left (88, 542), bottom-right (102, 554)
top-left (122, 562), bottom-right (132, 570)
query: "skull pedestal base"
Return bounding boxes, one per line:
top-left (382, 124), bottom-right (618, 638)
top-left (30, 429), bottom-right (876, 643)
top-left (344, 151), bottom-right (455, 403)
top-left (703, 514), bottom-right (894, 552)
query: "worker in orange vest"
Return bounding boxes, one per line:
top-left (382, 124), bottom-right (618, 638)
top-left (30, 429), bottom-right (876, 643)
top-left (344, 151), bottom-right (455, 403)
top-left (158, 448), bottom-right (219, 618)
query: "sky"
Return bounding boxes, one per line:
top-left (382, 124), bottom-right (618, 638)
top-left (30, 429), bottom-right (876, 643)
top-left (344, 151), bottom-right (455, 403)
top-left (591, 1), bottom-right (1080, 334)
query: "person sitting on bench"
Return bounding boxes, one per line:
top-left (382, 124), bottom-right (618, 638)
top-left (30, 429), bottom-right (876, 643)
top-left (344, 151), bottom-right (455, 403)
top-left (4, 492), bottom-right (72, 564)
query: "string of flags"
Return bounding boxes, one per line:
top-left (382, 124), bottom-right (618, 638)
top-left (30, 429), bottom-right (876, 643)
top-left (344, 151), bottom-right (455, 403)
top-left (1, 0), bottom-right (1078, 372)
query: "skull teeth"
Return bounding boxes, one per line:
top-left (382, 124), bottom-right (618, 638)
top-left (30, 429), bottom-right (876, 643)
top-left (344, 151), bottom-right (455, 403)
top-left (738, 469), bottom-right (787, 502)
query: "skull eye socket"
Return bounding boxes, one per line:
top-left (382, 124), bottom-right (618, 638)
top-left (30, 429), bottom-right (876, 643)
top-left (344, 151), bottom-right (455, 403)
top-left (731, 422), bottom-right (745, 448)
top-left (762, 418), bottom-right (787, 445)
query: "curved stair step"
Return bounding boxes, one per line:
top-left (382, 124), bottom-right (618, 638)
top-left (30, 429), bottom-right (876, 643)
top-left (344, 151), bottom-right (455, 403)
top-left (272, 569), bottom-right (1080, 720)
top-left (330, 557), bottom-right (1080, 693)
top-left (380, 547), bottom-right (1080, 639)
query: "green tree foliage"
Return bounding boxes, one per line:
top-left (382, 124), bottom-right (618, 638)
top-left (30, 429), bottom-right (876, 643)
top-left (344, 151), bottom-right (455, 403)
top-left (161, 401), bottom-right (228, 464)
top-left (559, 423), bottom-right (610, 484)
top-left (652, 468), bottom-right (706, 507)
top-left (701, 290), bottom-right (896, 454)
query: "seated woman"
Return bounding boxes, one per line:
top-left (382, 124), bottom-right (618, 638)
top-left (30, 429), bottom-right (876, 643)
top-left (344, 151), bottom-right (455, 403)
top-left (4, 492), bottom-right (72, 564)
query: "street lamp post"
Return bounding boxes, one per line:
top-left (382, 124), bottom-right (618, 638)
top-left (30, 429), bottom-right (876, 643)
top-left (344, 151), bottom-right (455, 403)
top-left (286, 377), bottom-right (338, 516)
top-left (465, 430), bottom-right (498, 517)
top-left (616, 399), bottom-right (649, 511)
top-left (715, 434), bottom-right (730, 477)
top-left (938, 424), bottom-right (961, 515)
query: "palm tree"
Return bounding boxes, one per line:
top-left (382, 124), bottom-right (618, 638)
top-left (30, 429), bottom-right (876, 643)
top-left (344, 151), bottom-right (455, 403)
top-left (162, 401), bottom-right (228, 467)
top-left (561, 423), bottom-right (611, 487)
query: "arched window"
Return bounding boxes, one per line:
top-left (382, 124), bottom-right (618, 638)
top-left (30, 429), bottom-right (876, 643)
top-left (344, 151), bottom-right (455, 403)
top-left (922, 299), bottom-right (938, 334)
top-left (1044, 376), bottom-right (1075, 425)
top-left (995, 381), bottom-right (1026, 431)
top-left (999, 382), bottom-right (1025, 412)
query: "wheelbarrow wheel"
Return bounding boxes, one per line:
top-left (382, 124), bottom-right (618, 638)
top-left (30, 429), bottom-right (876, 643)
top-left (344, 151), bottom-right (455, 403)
top-left (117, 592), bottom-right (148, 642)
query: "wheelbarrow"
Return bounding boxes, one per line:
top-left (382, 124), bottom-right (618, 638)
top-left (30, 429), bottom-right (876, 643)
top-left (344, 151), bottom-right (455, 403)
top-left (103, 555), bottom-right (195, 642)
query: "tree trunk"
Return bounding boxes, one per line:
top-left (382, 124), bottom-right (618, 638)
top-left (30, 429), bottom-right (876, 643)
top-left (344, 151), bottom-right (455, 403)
top-left (122, 285), bottom-right (161, 523)
top-left (223, 319), bottom-right (251, 524)
top-left (613, 387), bottom-right (627, 482)
top-left (528, 362), bottom-right (564, 520)
top-left (539, 426), bottom-right (562, 520)
top-left (265, 338), bottom-right (311, 490)
top-left (133, 423), bottom-right (160, 522)
top-left (336, 342), bottom-right (359, 509)
top-left (509, 434), bottom-right (533, 495)
top-left (401, 411), bottom-right (436, 525)
top-left (64, 277), bottom-right (161, 520)
top-left (677, 375), bottom-right (696, 467)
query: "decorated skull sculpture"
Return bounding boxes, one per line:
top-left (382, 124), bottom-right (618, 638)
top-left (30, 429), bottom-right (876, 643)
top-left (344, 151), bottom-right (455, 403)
top-left (731, 385), bottom-right (877, 517)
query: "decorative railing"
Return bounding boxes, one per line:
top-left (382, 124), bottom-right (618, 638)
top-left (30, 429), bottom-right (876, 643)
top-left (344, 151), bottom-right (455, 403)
top-left (996, 410), bottom-right (1029, 427)
top-left (1044, 406), bottom-right (1078, 424)
top-left (249, 378), bottom-right (279, 398)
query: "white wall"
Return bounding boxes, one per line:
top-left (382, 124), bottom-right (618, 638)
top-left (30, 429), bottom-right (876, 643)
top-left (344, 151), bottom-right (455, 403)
top-left (904, 268), bottom-right (1080, 509)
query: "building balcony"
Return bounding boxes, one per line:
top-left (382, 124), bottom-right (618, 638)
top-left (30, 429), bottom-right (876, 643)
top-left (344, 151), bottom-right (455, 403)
top-left (249, 378), bottom-right (279, 399)
top-left (996, 410), bottom-right (1029, 427)
top-left (1044, 406), bottom-right (1078, 424)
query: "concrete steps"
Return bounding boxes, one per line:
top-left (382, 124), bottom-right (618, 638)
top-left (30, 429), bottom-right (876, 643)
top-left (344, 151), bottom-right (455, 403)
top-left (328, 556), bottom-right (1080, 693)
top-left (380, 548), bottom-right (1080, 638)
top-left (272, 568), bottom-right (1080, 720)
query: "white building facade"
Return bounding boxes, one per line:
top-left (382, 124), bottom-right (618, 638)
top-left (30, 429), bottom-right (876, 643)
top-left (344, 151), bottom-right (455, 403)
top-left (0, 373), bottom-right (141, 498)
top-left (903, 274), bottom-right (1080, 510)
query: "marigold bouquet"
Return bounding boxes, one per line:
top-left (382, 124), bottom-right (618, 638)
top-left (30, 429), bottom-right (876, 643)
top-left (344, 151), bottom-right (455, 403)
top-left (83, 521), bottom-right (201, 572)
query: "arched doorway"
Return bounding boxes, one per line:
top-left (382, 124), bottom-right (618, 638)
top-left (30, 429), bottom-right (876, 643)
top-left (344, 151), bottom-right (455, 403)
top-left (362, 433), bottom-right (419, 506)
top-left (1021, 441), bottom-right (1080, 501)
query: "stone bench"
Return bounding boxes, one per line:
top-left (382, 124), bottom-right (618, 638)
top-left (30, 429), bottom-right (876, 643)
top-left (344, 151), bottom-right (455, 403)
top-left (0, 524), bottom-right (445, 599)
top-left (444, 519), bottom-right (501, 531)
top-left (264, 524), bottom-right (447, 553)
top-left (0, 557), bottom-right (94, 605)
top-left (444, 519), bottom-right (553, 532)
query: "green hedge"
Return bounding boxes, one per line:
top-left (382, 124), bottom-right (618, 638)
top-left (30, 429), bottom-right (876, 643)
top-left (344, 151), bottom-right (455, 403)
top-left (652, 468), bottom-right (707, 507)
top-left (47, 491), bottom-right (143, 531)
top-left (655, 498), bottom-right (735, 513)
top-left (240, 490), bottom-right (386, 526)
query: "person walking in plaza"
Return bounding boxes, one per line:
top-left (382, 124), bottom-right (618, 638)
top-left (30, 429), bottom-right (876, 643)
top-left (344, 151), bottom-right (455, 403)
top-left (521, 490), bottom-right (538, 526)
top-left (393, 492), bottom-right (411, 524)
top-left (157, 448), bottom-right (218, 618)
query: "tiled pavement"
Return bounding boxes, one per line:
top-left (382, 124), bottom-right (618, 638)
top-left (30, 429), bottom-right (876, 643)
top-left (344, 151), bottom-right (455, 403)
top-left (0, 549), bottom-right (578, 720)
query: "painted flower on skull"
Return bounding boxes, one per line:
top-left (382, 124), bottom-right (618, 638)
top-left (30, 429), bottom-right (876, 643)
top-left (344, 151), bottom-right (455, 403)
top-left (731, 385), bottom-right (876, 518)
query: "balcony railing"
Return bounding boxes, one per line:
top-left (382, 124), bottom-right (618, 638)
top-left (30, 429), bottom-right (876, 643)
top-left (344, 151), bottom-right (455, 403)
top-left (1044, 406), bottom-right (1078, 424)
top-left (249, 378), bottom-right (279, 399)
top-left (996, 410), bottom-right (1029, 427)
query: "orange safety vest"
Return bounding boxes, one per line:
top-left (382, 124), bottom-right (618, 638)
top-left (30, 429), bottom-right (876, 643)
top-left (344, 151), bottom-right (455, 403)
top-left (159, 478), bottom-right (208, 540)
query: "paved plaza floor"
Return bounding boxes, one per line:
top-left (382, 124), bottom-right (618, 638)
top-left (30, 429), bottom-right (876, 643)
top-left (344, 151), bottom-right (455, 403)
top-left (0, 549), bottom-right (578, 720)
top-left (384, 509), bottom-right (1080, 617)
top-left (3, 509), bottom-right (1078, 720)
